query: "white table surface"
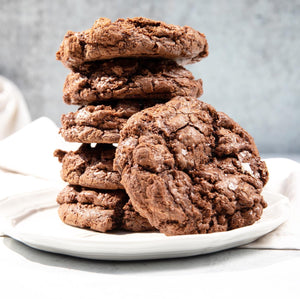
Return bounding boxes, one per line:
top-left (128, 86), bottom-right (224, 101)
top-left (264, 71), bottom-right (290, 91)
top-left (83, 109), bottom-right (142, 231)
top-left (1, 154), bottom-right (300, 299)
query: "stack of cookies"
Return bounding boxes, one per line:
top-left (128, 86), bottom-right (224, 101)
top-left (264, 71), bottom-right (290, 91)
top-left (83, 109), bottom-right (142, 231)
top-left (54, 17), bottom-right (208, 233)
top-left (55, 17), bottom-right (269, 236)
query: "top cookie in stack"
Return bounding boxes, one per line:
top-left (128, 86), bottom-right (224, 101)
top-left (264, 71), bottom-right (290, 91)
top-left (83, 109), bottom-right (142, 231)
top-left (54, 17), bottom-right (209, 234)
top-left (57, 17), bottom-right (208, 69)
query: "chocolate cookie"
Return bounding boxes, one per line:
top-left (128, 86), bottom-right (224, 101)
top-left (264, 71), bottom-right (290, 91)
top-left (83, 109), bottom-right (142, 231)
top-left (60, 99), bottom-right (165, 144)
top-left (54, 144), bottom-right (123, 190)
top-left (63, 59), bottom-right (203, 105)
top-left (114, 97), bottom-right (269, 236)
top-left (58, 203), bottom-right (119, 232)
top-left (56, 17), bottom-right (208, 69)
top-left (57, 185), bottom-right (126, 232)
top-left (57, 185), bottom-right (154, 232)
top-left (56, 184), bottom-right (127, 207)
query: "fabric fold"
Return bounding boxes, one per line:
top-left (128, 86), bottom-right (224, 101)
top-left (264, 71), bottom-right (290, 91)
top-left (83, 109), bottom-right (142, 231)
top-left (0, 76), bottom-right (31, 140)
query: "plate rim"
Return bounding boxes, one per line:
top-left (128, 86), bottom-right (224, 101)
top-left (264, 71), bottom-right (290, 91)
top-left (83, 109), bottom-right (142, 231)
top-left (0, 188), bottom-right (290, 260)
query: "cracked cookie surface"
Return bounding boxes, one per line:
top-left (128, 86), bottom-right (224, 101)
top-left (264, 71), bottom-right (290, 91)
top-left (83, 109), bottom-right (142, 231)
top-left (60, 99), bottom-right (166, 143)
top-left (57, 184), bottom-right (127, 207)
top-left (114, 97), bottom-right (269, 236)
top-left (54, 144), bottom-right (123, 190)
top-left (63, 59), bottom-right (203, 105)
top-left (121, 201), bottom-right (155, 232)
top-left (56, 17), bottom-right (208, 69)
top-left (58, 203), bottom-right (119, 233)
top-left (57, 185), bottom-right (154, 232)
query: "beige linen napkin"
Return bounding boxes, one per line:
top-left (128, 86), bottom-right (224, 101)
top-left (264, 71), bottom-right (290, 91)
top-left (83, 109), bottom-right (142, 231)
top-left (0, 76), bottom-right (31, 140)
top-left (241, 158), bottom-right (300, 249)
top-left (0, 117), bottom-right (77, 181)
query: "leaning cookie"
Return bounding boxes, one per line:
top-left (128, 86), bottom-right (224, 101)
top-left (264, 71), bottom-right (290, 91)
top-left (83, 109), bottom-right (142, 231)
top-left (54, 144), bottom-right (123, 190)
top-left (114, 96), bottom-right (269, 236)
top-left (59, 99), bottom-right (165, 144)
top-left (63, 59), bottom-right (203, 105)
top-left (56, 17), bottom-right (208, 69)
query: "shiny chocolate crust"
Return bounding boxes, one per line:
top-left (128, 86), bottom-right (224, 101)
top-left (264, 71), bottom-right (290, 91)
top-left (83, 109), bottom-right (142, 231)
top-left (114, 97), bottom-right (269, 236)
top-left (56, 17), bottom-right (208, 69)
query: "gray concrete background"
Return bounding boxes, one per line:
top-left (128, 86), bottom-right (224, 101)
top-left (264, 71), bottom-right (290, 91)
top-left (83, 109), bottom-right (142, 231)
top-left (0, 0), bottom-right (299, 153)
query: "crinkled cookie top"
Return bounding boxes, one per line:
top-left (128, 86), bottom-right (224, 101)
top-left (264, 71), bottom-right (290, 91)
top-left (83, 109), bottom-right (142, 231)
top-left (114, 97), bottom-right (269, 236)
top-left (56, 17), bottom-right (208, 69)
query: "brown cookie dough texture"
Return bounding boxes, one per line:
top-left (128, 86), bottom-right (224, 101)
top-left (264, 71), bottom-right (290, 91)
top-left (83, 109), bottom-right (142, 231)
top-left (114, 97), bottom-right (269, 236)
top-left (60, 99), bottom-right (165, 144)
top-left (58, 203), bottom-right (119, 233)
top-left (57, 184), bottom-right (127, 207)
top-left (63, 59), bottom-right (203, 105)
top-left (57, 185), bottom-right (154, 232)
top-left (56, 17), bottom-right (209, 69)
top-left (122, 201), bottom-right (156, 232)
top-left (54, 144), bottom-right (123, 190)
top-left (57, 185), bottom-right (127, 232)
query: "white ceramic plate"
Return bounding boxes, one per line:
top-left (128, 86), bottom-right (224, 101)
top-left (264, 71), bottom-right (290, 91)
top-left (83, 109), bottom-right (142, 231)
top-left (0, 188), bottom-right (290, 260)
